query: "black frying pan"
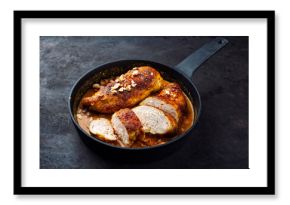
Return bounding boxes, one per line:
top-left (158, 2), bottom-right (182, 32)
top-left (68, 37), bottom-right (228, 160)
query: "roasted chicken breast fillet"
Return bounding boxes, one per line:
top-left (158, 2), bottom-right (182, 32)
top-left (81, 66), bottom-right (164, 113)
top-left (140, 83), bottom-right (187, 122)
top-left (111, 108), bottom-right (144, 146)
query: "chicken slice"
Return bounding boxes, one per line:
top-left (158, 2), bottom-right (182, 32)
top-left (132, 105), bottom-right (177, 135)
top-left (111, 108), bottom-right (144, 146)
top-left (81, 66), bottom-right (164, 113)
top-left (140, 83), bottom-right (187, 122)
top-left (89, 118), bottom-right (117, 141)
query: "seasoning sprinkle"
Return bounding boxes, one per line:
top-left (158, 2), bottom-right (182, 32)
top-left (111, 83), bottom-right (120, 90)
top-left (132, 70), bottom-right (139, 76)
top-left (92, 83), bottom-right (100, 89)
top-left (131, 80), bottom-right (137, 87)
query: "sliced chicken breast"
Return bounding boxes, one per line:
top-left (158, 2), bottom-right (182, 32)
top-left (111, 108), bottom-right (144, 146)
top-left (140, 83), bottom-right (187, 122)
top-left (89, 118), bottom-right (117, 141)
top-left (132, 105), bottom-right (177, 135)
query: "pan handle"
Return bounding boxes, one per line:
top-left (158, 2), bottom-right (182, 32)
top-left (175, 37), bottom-right (229, 78)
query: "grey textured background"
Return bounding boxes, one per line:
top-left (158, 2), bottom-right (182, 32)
top-left (40, 36), bottom-right (248, 169)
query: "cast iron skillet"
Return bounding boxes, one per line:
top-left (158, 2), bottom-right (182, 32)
top-left (68, 37), bottom-right (228, 160)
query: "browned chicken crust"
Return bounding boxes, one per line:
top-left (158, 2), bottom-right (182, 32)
top-left (113, 108), bottom-right (144, 144)
top-left (156, 83), bottom-right (187, 115)
top-left (140, 82), bottom-right (187, 122)
top-left (81, 66), bottom-right (164, 113)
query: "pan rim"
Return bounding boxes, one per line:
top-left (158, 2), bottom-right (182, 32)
top-left (68, 59), bottom-right (202, 151)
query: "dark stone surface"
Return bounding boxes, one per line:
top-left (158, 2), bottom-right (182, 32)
top-left (40, 36), bottom-right (248, 169)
